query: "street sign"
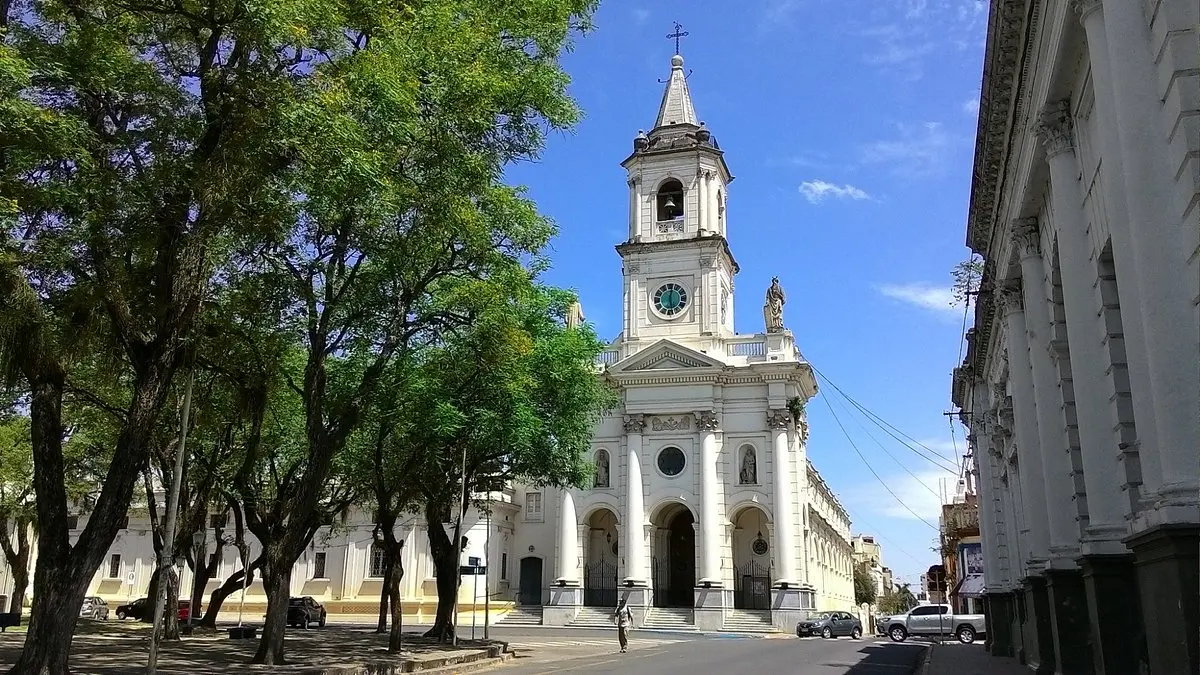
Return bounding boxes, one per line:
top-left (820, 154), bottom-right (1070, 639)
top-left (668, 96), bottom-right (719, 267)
top-left (468, 556), bottom-right (481, 567)
top-left (459, 565), bottom-right (486, 576)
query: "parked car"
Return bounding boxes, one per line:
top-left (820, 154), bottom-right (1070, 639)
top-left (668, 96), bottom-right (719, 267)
top-left (79, 597), bottom-right (109, 620)
top-left (287, 597), bottom-right (327, 629)
top-left (878, 604), bottom-right (986, 644)
top-left (796, 611), bottom-right (862, 639)
top-left (114, 598), bottom-right (193, 623)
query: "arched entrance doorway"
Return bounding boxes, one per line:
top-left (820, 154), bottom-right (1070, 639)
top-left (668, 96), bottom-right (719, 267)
top-left (583, 508), bottom-right (618, 607)
top-left (730, 506), bottom-right (772, 610)
top-left (651, 503), bottom-right (695, 608)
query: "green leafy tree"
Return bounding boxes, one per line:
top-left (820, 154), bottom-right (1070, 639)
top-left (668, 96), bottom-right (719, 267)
top-left (399, 281), bottom-right (616, 641)
top-left (951, 256), bottom-right (984, 307)
top-left (854, 562), bottom-right (878, 607)
top-left (878, 584), bottom-right (919, 615)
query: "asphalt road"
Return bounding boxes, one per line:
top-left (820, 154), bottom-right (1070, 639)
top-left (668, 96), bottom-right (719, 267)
top-left (494, 631), bottom-right (928, 675)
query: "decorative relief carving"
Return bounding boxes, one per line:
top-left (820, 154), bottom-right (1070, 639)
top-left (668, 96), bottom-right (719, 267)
top-left (650, 415), bottom-right (691, 432)
top-left (1011, 217), bottom-right (1041, 258)
top-left (994, 283), bottom-right (1024, 316)
top-left (657, 220), bottom-right (685, 234)
top-left (699, 256), bottom-right (713, 268)
top-left (766, 410), bottom-right (790, 429)
top-left (695, 410), bottom-right (719, 431)
top-left (1070, 0), bottom-right (1102, 22)
top-left (797, 418), bottom-right (810, 442)
top-left (626, 263), bottom-right (641, 274)
top-left (623, 414), bottom-right (646, 434)
top-left (1035, 100), bottom-right (1074, 159)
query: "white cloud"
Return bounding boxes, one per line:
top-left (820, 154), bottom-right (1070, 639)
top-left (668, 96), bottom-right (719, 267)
top-left (854, 1), bottom-right (988, 79)
top-left (861, 121), bottom-right (961, 178)
top-left (799, 180), bottom-right (871, 204)
top-left (962, 97), bottom-right (979, 116)
top-left (632, 8), bottom-right (650, 26)
top-left (758, 0), bottom-right (804, 32)
top-left (875, 282), bottom-right (967, 317)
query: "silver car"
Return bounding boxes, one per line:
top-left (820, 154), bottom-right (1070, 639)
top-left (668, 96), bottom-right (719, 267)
top-left (80, 596), bottom-right (109, 620)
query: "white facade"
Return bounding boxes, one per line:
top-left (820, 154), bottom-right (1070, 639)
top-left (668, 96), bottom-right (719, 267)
top-left (523, 52), bottom-right (854, 632)
top-left (953, 1), bottom-right (1198, 672)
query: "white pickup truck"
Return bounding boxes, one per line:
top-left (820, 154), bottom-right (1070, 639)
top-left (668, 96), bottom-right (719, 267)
top-left (877, 604), bottom-right (986, 644)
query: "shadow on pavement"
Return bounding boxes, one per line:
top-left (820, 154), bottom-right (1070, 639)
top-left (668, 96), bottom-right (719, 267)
top-left (819, 643), bottom-right (927, 675)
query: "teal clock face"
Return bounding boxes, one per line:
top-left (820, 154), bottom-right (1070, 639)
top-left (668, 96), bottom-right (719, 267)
top-left (653, 283), bottom-right (688, 317)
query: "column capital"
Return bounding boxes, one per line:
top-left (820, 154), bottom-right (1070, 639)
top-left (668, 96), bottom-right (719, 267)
top-left (766, 409), bottom-right (790, 429)
top-left (623, 414), bottom-right (646, 434)
top-left (1070, 0), bottom-right (1102, 22)
top-left (995, 281), bottom-right (1024, 316)
top-left (694, 410), bottom-right (720, 431)
top-left (1036, 100), bottom-right (1075, 159)
top-left (1010, 217), bottom-right (1042, 258)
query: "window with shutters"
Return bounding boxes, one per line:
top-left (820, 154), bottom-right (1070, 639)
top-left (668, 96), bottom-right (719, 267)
top-left (313, 552), bottom-right (327, 579)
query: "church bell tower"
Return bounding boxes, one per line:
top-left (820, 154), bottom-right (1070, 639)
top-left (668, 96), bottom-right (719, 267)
top-left (617, 50), bottom-right (738, 349)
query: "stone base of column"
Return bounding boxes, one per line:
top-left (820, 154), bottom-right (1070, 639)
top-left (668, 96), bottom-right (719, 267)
top-left (985, 591), bottom-right (1016, 658)
top-left (543, 582), bottom-right (581, 626)
top-left (693, 585), bottom-right (726, 631)
top-left (1126, 523), bottom-right (1199, 675)
top-left (1021, 576), bottom-right (1056, 674)
top-left (1079, 552), bottom-right (1146, 675)
top-left (1044, 567), bottom-right (1094, 674)
top-left (769, 584), bottom-right (814, 632)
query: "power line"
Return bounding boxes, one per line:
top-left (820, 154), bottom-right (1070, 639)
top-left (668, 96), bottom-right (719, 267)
top-left (811, 366), bottom-right (959, 473)
top-left (830, 388), bottom-right (943, 500)
top-left (818, 392), bottom-right (940, 532)
top-left (850, 514), bottom-right (934, 568)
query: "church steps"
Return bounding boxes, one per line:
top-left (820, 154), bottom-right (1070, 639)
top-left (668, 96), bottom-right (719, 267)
top-left (641, 607), bottom-right (697, 631)
top-left (498, 606), bottom-right (543, 626)
top-left (570, 606), bottom-right (619, 628)
top-left (721, 609), bottom-right (778, 633)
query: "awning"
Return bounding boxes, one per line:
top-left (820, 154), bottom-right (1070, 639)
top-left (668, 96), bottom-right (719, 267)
top-left (951, 574), bottom-right (986, 598)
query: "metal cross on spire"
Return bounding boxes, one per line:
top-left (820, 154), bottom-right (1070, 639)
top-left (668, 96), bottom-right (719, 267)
top-left (666, 22), bottom-right (689, 55)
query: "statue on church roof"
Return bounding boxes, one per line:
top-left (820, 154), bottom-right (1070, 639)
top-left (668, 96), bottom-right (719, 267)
top-left (566, 300), bottom-right (585, 330)
top-left (763, 277), bottom-right (786, 333)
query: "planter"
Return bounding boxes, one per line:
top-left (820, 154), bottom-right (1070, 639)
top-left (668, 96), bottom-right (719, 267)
top-left (228, 625), bottom-right (257, 640)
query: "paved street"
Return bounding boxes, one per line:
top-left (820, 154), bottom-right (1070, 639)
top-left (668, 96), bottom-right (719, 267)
top-left (493, 630), bottom-right (927, 675)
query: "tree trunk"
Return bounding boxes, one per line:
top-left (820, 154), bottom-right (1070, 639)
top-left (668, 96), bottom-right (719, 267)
top-left (199, 564), bottom-right (256, 628)
top-left (8, 553), bottom-right (28, 616)
top-left (422, 502), bottom-right (458, 642)
top-left (385, 538), bottom-right (405, 653)
top-left (163, 567), bottom-right (181, 641)
top-left (6, 554), bottom-right (89, 674)
top-left (252, 555), bottom-right (292, 664)
top-left (375, 556), bottom-right (391, 634)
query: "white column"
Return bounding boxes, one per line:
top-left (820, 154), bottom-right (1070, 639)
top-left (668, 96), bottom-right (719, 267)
top-left (1091, 0), bottom-right (1200, 511)
top-left (1071, 0), bottom-right (1161, 498)
top-left (1010, 224), bottom-right (1083, 562)
top-left (995, 294), bottom-right (1051, 569)
top-left (696, 170), bottom-right (708, 236)
top-left (1037, 105), bottom-right (1130, 551)
top-left (627, 178), bottom-right (638, 241)
top-left (706, 172), bottom-right (719, 235)
top-left (556, 489), bottom-right (579, 583)
top-left (972, 439), bottom-right (1003, 591)
top-left (697, 411), bottom-right (721, 584)
top-left (768, 410), bottom-right (797, 585)
top-left (623, 415), bottom-right (647, 584)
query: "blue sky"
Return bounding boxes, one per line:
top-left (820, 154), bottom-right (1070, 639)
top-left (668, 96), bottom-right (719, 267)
top-left (506, 0), bottom-right (988, 586)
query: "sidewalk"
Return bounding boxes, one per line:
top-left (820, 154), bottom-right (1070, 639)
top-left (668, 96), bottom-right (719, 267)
top-left (921, 642), bottom-right (1028, 675)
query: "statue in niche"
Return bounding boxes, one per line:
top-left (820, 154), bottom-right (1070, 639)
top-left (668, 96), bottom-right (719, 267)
top-left (595, 450), bottom-right (610, 488)
top-left (763, 276), bottom-right (786, 333)
top-left (739, 447), bottom-right (757, 485)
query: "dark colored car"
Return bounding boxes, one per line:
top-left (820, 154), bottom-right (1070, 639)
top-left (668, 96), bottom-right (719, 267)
top-left (115, 598), bottom-right (193, 622)
top-left (796, 611), bottom-right (863, 639)
top-left (287, 597), bottom-right (327, 629)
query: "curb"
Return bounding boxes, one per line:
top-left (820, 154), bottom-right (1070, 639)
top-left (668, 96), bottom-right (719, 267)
top-left (917, 642), bottom-right (933, 675)
top-left (286, 644), bottom-right (508, 674)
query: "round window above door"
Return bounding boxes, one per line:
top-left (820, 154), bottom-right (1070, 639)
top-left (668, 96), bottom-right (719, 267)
top-left (652, 283), bottom-right (689, 318)
top-left (656, 447), bottom-right (686, 477)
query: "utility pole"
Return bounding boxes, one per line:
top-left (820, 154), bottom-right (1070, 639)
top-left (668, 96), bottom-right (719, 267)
top-left (483, 506), bottom-right (490, 640)
top-left (451, 444), bottom-right (468, 647)
top-left (147, 368), bottom-right (195, 674)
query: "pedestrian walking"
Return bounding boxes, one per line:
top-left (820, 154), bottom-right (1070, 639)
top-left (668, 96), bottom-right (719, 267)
top-left (613, 598), bottom-right (633, 653)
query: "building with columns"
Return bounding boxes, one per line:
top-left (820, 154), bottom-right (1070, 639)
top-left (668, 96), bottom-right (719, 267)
top-left (523, 50), bottom-right (854, 632)
top-left (951, 1), bottom-right (1198, 673)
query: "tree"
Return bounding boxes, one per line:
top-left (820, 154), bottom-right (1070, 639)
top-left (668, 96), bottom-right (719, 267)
top-left (951, 256), bottom-right (984, 307)
top-left (402, 281), bottom-right (615, 640)
top-left (878, 584), bottom-right (919, 616)
top-left (0, 414), bottom-right (33, 616)
top-left (854, 562), bottom-right (878, 607)
top-left (1, 0), bottom-right (311, 667)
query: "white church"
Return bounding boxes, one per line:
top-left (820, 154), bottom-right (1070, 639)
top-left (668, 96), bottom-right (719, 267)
top-left (0, 51), bottom-right (857, 633)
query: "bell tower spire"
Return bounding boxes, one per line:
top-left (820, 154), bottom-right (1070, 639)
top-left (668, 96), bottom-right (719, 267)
top-left (656, 23), bottom-right (697, 128)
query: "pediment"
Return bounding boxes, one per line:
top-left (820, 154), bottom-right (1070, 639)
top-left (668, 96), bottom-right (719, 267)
top-left (608, 340), bottom-right (726, 374)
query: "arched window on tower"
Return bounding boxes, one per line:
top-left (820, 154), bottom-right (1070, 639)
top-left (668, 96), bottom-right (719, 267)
top-left (656, 179), bottom-right (684, 222)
